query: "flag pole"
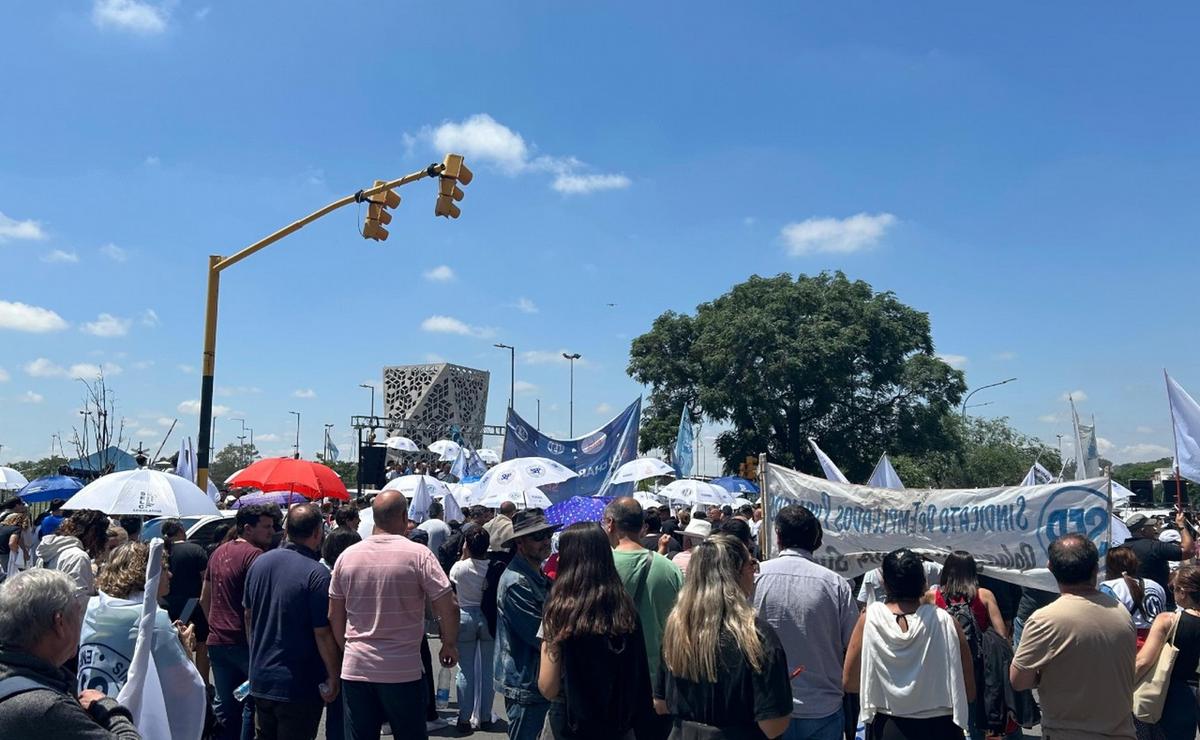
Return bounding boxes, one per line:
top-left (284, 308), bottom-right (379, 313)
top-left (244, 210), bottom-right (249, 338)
top-left (1166, 369), bottom-right (1184, 508)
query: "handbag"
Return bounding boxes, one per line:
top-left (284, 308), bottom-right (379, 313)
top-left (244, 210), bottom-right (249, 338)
top-left (1133, 611), bottom-right (1181, 722)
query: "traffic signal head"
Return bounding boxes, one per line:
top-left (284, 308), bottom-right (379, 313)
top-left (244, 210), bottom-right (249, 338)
top-left (435, 154), bottom-right (472, 219)
top-left (363, 181), bottom-right (401, 241)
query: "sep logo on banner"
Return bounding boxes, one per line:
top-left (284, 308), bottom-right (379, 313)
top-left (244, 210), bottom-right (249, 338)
top-left (765, 463), bottom-right (1112, 590)
top-left (502, 398), bottom-right (641, 504)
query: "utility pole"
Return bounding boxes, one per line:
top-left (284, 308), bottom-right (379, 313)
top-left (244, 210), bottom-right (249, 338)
top-left (563, 353), bottom-right (581, 436)
top-left (494, 343), bottom-right (515, 410)
top-left (359, 384), bottom-right (376, 418)
top-left (960, 377), bottom-right (1018, 418)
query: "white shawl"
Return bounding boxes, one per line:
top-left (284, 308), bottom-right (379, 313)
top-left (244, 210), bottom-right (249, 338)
top-left (859, 602), bottom-right (969, 730)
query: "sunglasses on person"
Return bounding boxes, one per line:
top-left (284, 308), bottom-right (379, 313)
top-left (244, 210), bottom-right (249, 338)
top-left (525, 529), bottom-right (553, 542)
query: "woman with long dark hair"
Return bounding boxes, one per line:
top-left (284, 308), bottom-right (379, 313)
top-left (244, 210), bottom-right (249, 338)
top-left (1101, 545), bottom-right (1165, 645)
top-left (933, 551), bottom-right (1007, 639)
top-left (538, 522), bottom-right (652, 739)
top-left (35, 508), bottom-right (109, 609)
top-left (654, 534), bottom-right (792, 739)
top-left (1136, 562), bottom-right (1200, 740)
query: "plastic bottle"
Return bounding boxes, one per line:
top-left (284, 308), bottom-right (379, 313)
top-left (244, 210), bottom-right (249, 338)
top-left (435, 665), bottom-right (452, 710)
top-left (233, 680), bottom-right (251, 702)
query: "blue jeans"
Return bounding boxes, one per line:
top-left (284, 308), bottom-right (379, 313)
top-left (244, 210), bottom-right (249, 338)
top-left (456, 606), bottom-right (496, 725)
top-left (1011, 616), bottom-right (1025, 649)
top-left (504, 698), bottom-right (549, 740)
top-left (209, 643), bottom-right (255, 740)
top-left (784, 707), bottom-right (844, 740)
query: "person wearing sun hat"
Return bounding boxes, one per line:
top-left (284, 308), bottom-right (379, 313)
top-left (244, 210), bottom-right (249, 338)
top-left (668, 517), bottom-right (711, 576)
top-left (494, 510), bottom-right (559, 739)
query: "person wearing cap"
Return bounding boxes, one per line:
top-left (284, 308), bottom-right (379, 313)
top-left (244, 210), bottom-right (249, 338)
top-left (494, 510), bottom-right (557, 740)
top-left (670, 518), bottom-right (711, 576)
top-left (1123, 510), bottom-right (1193, 609)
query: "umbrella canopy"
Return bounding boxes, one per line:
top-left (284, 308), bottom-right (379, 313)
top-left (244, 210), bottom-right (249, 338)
top-left (226, 458), bottom-right (349, 500)
top-left (385, 436), bottom-right (420, 452)
top-left (546, 496), bottom-right (610, 527)
top-left (0, 467), bottom-right (29, 492)
top-left (478, 487), bottom-right (553, 510)
top-left (610, 457), bottom-right (675, 485)
top-left (477, 449), bottom-right (501, 465)
top-left (660, 479), bottom-right (734, 506)
top-left (633, 492), bottom-right (664, 510)
top-left (16, 474), bottom-right (84, 503)
top-left (732, 497), bottom-right (754, 508)
top-left (232, 490), bottom-right (309, 508)
top-left (477, 457), bottom-right (578, 501)
top-left (224, 467), bottom-right (249, 487)
top-left (427, 439), bottom-right (462, 462)
top-left (382, 474), bottom-right (452, 500)
top-left (710, 475), bottom-right (760, 495)
top-left (448, 482), bottom-right (479, 506)
top-left (63, 469), bottom-right (219, 517)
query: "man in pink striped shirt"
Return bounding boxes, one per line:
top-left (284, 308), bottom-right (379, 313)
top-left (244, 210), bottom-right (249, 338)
top-left (329, 491), bottom-right (459, 740)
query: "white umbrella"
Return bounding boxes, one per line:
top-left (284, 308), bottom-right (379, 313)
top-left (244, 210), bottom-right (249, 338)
top-left (732, 497), bottom-right (754, 508)
top-left (478, 487), bottom-right (554, 510)
top-left (0, 467), bottom-right (29, 492)
top-left (63, 469), bottom-right (219, 517)
top-left (476, 456), bottom-right (577, 509)
top-left (477, 449), bottom-right (501, 465)
top-left (660, 479), bottom-right (734, 506)
top-left (224, 467), bottom-right (248, 487)
top-left (610, 457), bottom-right (675, 484)
top-left (448, 482), bottom-right (479, 506)
top-left (382, 474), bottom-right (452, 500)
top-left (428, 439), bottom-right (462, 462)
top-left (633, 492), bottom-right (664, 509)
top-left (386, 436), bottom-right (420, 452)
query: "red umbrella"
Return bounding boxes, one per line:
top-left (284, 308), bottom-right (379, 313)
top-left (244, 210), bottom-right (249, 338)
top-left (226, 457), bottom-right (349, 500)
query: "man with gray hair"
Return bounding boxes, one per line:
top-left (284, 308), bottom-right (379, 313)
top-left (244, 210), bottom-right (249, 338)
top-left (0, 569), bottom-right (141, 738)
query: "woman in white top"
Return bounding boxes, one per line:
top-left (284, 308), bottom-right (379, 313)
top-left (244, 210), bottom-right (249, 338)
top-left (1099, 545), bottom-right (1165, 640)
top-left (844, 548), bottom-right (975, 740)
top-left (448, 525), bottom-right (494, 734)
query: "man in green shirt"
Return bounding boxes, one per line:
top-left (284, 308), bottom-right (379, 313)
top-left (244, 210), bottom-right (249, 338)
top-left (603, 497), bottom-right (683, 739)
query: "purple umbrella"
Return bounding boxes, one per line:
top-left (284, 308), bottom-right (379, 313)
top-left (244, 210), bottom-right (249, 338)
top-left (545, 496), bottom-right (614, 527)
top-left (231, 490), bottom-right (309, 508)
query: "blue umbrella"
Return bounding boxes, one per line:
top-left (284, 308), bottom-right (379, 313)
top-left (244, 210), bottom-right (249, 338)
top-left (710, 476), bottom-right (760, 495)
top-left (17, 475), bottom-right (85, 503)
top-left (546, 496), bottom-right (613, 527)
top-left (231, 490), bottom-right (309, 508)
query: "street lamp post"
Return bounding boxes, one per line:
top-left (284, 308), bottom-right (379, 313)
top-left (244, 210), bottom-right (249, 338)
top-left (289, 411), bottom-right (301, 459)
top-left (231, 417), bottom-right (245, 459)
top-left (494, 343), bottom-right (515, 410)
top-left (324, 423), bottom-right (334, 461)
top-left (960, 377), bottom-right (1018, 418)
top-left (359, 384), bottom-right (376, 418)
top-left (562, 353), bottom-right (581, 436)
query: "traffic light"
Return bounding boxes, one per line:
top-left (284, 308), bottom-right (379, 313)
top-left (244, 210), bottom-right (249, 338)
top-left (363, 180), bottom-right (401, 241)
top-left (435, 154), bottom-right (473, 218)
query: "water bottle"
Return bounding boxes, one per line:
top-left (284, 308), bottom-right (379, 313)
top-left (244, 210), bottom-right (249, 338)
top-left (435, 665), bottom-right (452, 710)
top-left (233, 680), bottom-right (251, 702)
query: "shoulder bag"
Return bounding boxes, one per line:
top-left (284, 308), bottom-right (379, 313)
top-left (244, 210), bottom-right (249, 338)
top-left (1133, 611), bottom-right (1181, 722)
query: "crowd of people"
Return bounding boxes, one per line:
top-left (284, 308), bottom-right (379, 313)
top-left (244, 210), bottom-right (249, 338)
top-left (0, 488), bottom-right (1198, 740)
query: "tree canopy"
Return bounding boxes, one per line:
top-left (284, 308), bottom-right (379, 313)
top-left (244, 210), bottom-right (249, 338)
top-left (891, 416), bottom-right (1062, 488)
top-left (628, 271), bottom-right (967, 479)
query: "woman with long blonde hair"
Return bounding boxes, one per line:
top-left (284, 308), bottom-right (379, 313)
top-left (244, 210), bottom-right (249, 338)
top-left (653, 534), bottom-right (792, 739)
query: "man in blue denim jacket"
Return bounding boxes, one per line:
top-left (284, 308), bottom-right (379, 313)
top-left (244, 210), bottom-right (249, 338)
top-left (493, 511), bottom-right (556, 740)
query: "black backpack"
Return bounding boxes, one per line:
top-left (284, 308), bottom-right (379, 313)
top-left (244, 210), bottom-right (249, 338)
top-left (945, 596), bottom-right (982, 664)
top-left (480, 551), bottom-right (512, 637)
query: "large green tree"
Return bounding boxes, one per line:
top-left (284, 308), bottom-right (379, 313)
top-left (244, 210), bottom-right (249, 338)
top-left (10, 455), bottom-right (70, 481)
top-left (210, 443), bottom-right (260, 487)
top-left (891, 416), bottom-right (1062, 488)
top-left (628, 272), bottom-right (966, 479)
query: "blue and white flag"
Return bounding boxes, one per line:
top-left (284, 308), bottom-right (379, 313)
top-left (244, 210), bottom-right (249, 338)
top-left (673, 406), bottom-right (694, 478)
top-left (502, 398), bottom-right (641, 504)
top-left (1167, 372), bottom-right (1200, 485)
top-left (866, 453), bottom-right (905, 490)
top-left (326, 430), bottom-right (339, 462)
top-left (807, 438), bottom-right (850, 484)
top-left (1070, 396), bottom-right (1100, 480)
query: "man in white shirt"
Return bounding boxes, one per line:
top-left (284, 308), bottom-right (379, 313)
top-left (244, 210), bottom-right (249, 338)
top-left (416, 501), bottom-right (451, 554)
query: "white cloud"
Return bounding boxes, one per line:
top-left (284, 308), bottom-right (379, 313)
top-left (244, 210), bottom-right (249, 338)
top-left (994, 351), bottom-right (1017, 361)
top-left (937, 353), bottom-right (968, 369)
top-left (19, 391), bottom-right (43, 404)
top-left (423, 354), bottom-right (446, 364)
top-left (1137, 425), bottom-right (1154, 434)
top-left (514, 297), bottom-right (538, 314)
top-left (552, 173), bottom-right (631, 195)
top-left (215, 385), bottom-right (261, 397)
top-left (595, 402), bottom-right (613, 414)
top-left (25, 358), bottom-right (120, 379)
top-left (522, 350), bottom-right (587, 366)
top-left (156, 417), bottom-right (174, 427)
top-left (1038, 414), bottom-right (1059, 423)
top-left (81, 313), bottom-right (131, 338)
top-left (100, 243), bottom-right (128, 262)
top-left (136, 428), bottom-right (160, 437)
top-left (256, 433), bottom-right (280, 442)
top-left (144, 155), bottom-right (160, 167)
top-left (0, 211), bottom-right (47, 242)
top-left (0, 301), bottom-right (68, 332)
top-left (418, 113), bottom-right (627, 195)
top-left (514, 380), bottom-right (537, 394)
top-left (178, 399), bottom-right (229, 416)
top-left (1097, 437), bottom-right (1114, 455)
top-left (41, 249), bottom-right (79, 264)
top-left (293, 389), bottom-right (317, 399)
top-left (92, 0), bottom-right (168, 34)
top-left (423, 265), bottom-right (455, 282)
top-left (781, 212), bottom-right (897, 256)
top-left (1060, 390), bottom-right (1088, 402)
top-left (23, 358), bottom-right (62, 378)
top-left (140, 309), bottom-right (160, 327)
top-left (177, 364), bottom-right (196, 374)
top-left (420, 315), bottom-right (495, 339)
top-left (1119, 443), bottom-right (1172, 460)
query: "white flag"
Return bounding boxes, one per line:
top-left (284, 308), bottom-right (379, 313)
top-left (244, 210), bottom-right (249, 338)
top-left (1019, 462), bottom-right (1055, 486)
top-left (807, 438), bottom-right (850, 484)
top-left (174, 437), bottom-right (196, 483)
top-left (409, 476), bottom-right (433, 523)
top-left (1070, 397), bottom-right (1100, 480)
top-left (1166, 372), bottom-right (1200, 484)
top-left (443, 490), bottom-right (464, 523)
top-left (866, 453), bottom-right (905, 490)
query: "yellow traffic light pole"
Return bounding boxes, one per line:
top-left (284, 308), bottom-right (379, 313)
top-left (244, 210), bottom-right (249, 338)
top-left (196, 163), bottom-right (455, 490)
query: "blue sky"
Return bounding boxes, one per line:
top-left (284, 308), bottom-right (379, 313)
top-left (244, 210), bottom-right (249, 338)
top-left (2, 2), bottom-right (1200, 472)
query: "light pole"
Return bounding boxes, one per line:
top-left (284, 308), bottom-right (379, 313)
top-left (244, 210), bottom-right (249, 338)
top-left (494, 343), bottom-right (515, 410)
top-left (324, 424), bottom-right (334, 461)
top-left (289, 411), bottom-right (301, 459)
top-left (960, 377), bottom-right (1017, 418)
top-left (563, 353), bottom-right (581, 436)
top-left (359, 384), bottom-right (376, 418)
top-left (231, 417), bottom-right (245, 459)
top-left (246, 428), bottom-right (254, 458)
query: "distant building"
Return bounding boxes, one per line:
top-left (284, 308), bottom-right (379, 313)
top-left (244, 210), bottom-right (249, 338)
top-left (382, 363), bottom-right (490, 450)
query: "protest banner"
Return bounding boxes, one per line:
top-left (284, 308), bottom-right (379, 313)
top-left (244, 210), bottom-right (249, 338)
top-left (762, 460), bottom-right (1112, 590)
